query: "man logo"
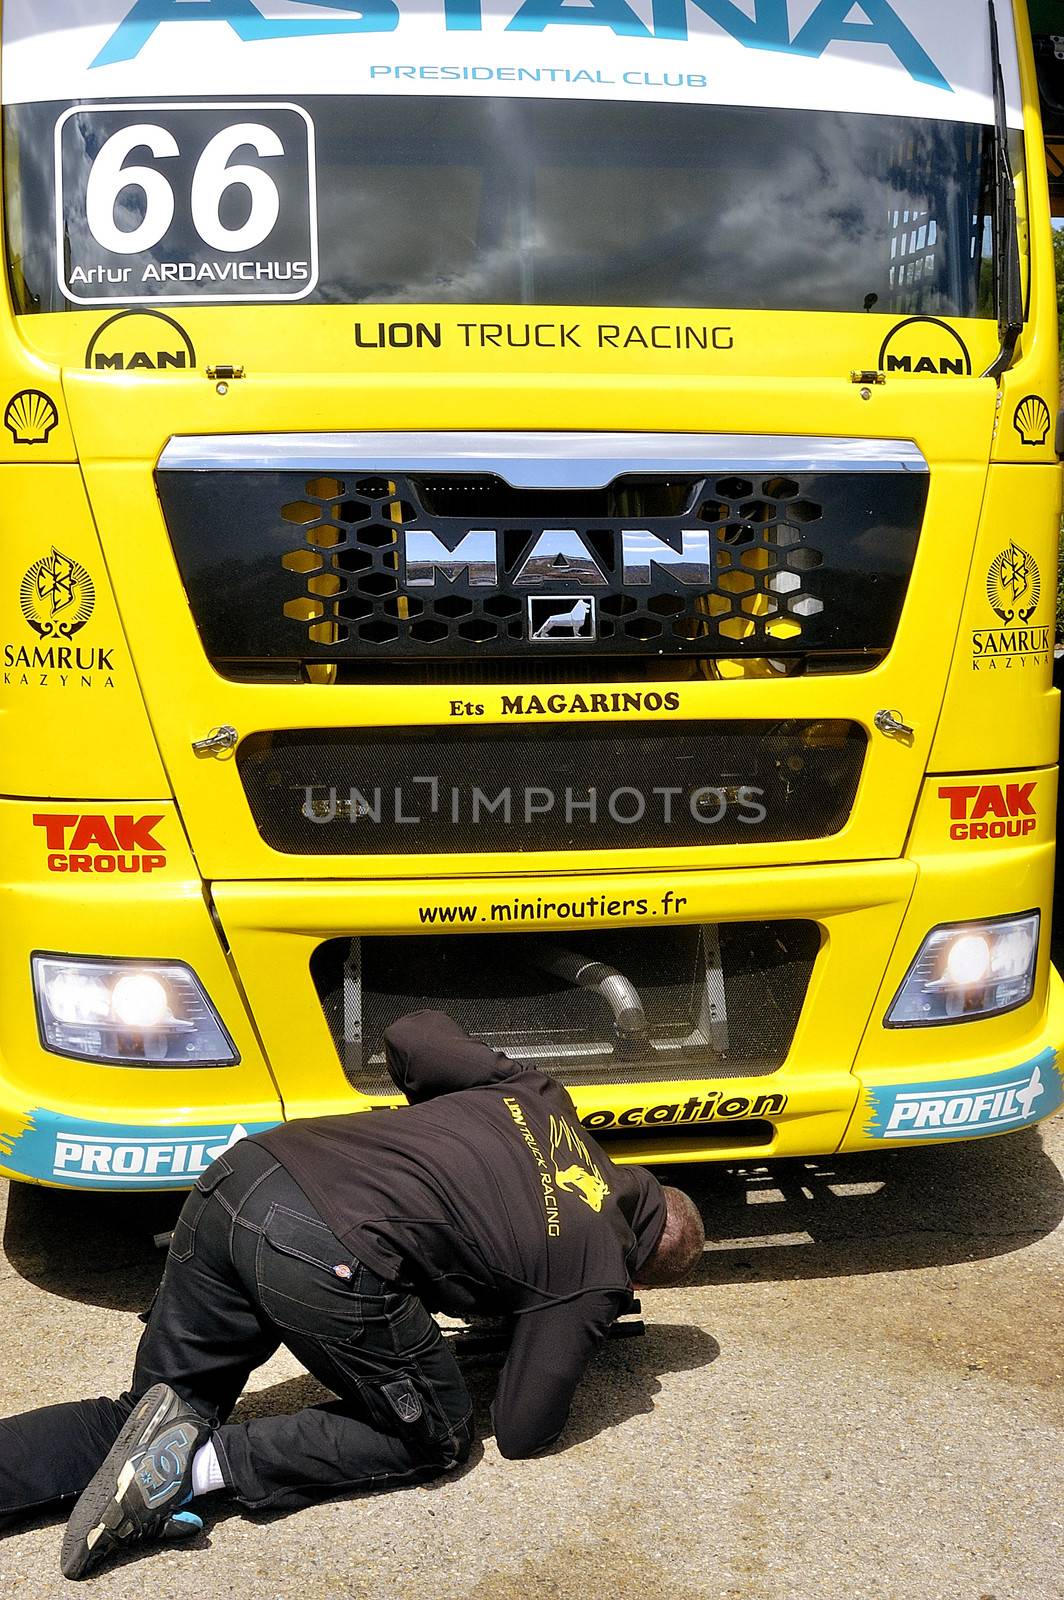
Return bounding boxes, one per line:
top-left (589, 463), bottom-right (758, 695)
top-left (84, 309), bottom-right (197, 373)
top-left (877, 316), bottom-right (972, 377)
top-left (528, 595), bottom-right (597, 642)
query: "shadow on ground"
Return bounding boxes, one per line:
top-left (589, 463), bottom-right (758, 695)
top-left (0, 1324), bottom-right (717, 1550)
top-left (4, 1127), bottom-right (1061, 1312)
top-left (216, 1314), bottom-right (718, 1459)
top-left (2, 1184), bottom-right (182, 1311)
top-left (652, 1125), bottom-right (1064, 1286)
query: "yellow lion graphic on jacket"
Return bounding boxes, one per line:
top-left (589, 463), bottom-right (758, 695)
top-left (549, 1116), bottom-right (610, 1212)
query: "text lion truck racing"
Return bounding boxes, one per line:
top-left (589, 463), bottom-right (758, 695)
top-left (0, 0), bottom-right (1062, 1191)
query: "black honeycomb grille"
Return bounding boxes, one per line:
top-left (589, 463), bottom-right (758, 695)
top-left (277, 472), bottom-right (827, 650)
top-left (156, 464), bottom-right (926, 673)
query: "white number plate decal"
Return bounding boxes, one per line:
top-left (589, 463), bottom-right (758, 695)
top-left (54, 101), bottom-right (318, 305)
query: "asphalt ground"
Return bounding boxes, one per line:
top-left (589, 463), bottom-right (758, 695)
top-left (0, 1117), bottom-right (1060, 1600)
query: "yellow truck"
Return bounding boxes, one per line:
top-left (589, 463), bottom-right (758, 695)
top-left (0, 0), bottom-right (1061, 1188)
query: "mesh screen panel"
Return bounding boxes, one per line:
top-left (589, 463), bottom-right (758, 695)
top-left (312, 922), bottom-right (820, 1094)
top-left (156, 465), bottom-right (926, 676)
top-left (238, 720), bottom-right (866, 855)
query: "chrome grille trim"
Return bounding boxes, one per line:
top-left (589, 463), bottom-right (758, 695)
top-left (158, 432), bottom-right (929, 484)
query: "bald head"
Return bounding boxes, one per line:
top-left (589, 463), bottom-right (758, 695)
top-left (637, 1187), bottom-right (705, 1287)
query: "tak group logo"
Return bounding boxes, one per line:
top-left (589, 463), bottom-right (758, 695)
top-left (864, 1051), bottom-right (1063, 1142)
top-left (938, 782), bottom-right (1037, 843)
top-left (1014, 396), bottom-right (1052, 448)
top-left (20, 548), bottom-right (95, 639)
top-left (32, 813), bottom-right (167, 874)
top-left (4, 390), bottom-right (59, 446)
top-left (84, 308), bottom-right (197, 371)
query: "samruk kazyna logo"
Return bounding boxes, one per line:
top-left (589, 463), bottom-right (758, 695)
top-left (987, 542), bottom-right (1040, 626)
top-left (20, 548), bottom-right (96, 639)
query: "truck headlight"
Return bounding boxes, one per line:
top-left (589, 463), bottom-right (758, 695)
top-left (885, 912), bottom-right (1039, 1028)
top-left (32, 955), bottom-right (238, 1066)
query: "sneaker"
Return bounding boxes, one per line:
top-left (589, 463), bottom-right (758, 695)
top-left (60, 1383), bottom-right (210, 1581)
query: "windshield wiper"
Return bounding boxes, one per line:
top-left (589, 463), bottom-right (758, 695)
top-left (983, 0), bottom-right (1024, 380)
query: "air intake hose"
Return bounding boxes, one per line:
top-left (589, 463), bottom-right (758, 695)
top-left (529, 943), bottom-right (648, 1055)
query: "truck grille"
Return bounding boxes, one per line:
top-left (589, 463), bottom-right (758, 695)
top-left (157, 457), bottom-right (925, 678)
top-left (237, 720), bottom-right (866, 855)
top-left (312, 921), bottom-right (821, 1094)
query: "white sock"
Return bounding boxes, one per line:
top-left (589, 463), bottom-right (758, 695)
top-left (190, 1440), bottom-right (226, 1497)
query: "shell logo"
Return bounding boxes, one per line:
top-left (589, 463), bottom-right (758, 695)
top-left (4, 389), bottom-right (59, 446)
top-left (1013, 396), bottom-right (1052, 449)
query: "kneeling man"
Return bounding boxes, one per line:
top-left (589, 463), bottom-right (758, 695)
top-left (0, 1011), bottom-right (704, 1579)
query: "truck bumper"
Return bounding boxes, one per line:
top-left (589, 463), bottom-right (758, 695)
top-left (1, 802), bottom-right (1061, 1188)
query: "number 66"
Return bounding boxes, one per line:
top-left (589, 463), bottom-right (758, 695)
top-left (85, 121), bottom-right (284, 255)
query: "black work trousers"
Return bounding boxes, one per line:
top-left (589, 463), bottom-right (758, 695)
top-left (0, 1139), bottom-right (473, 1521)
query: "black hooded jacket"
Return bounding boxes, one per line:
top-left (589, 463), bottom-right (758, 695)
top-left (251, 1010), bottom-right (666, 1456)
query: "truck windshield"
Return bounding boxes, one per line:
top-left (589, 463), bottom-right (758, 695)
top-left (5, 95), bottom-right (996, 317)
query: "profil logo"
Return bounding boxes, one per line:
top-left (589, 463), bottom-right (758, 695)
top-left (33, 814), bottom-right (166, 874)
top-left (864, 1054), bottom-right (1062, 1142)
top-left (938, 784), bottom-right (1037, 843)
